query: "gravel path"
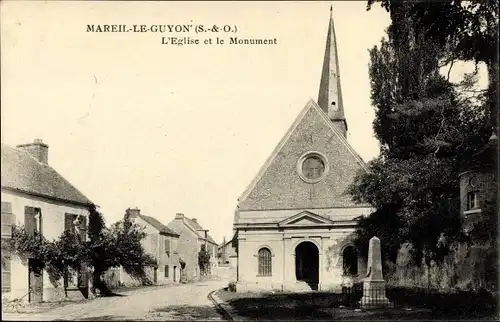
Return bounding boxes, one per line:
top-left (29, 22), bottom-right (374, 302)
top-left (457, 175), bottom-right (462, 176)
top-left (3, 280), bottom-right (228, 321)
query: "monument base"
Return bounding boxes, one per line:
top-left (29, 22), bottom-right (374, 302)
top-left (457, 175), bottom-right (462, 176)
top-left (360, 279), bottom-right (393, 309)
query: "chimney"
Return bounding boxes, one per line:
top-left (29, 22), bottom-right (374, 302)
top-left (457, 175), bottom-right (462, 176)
top-left (192, 218), bottom-right (197, 223)
top-left (16, 139), bottom-right (49, 164)
top-left (175, 213), bottom-right (184, 220)
top-left (126, 207), bottom-right (141, 218)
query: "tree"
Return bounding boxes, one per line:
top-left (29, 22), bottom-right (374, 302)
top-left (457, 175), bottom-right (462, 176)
top-left (348, 3), bottom-right (491, 267)
top-left (86, 205), bottom-right (157, 295)
top-left (198, 244), bottom-right (211, 276)
top-left (367, 0), bottom-right (498, 133)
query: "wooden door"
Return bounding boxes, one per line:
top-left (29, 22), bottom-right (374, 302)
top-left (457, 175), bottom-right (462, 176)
top-left (28, 259), bottom-right (43, 303)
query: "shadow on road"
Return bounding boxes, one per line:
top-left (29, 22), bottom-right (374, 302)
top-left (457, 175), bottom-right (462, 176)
top-left (150, 304), bottom-right (222, 320)
top-left (61, 315), bottom-right (137, 321)
top-left (100, 292), bottom-right (127, 298)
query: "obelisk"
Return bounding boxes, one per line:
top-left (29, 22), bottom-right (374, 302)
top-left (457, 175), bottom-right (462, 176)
top-left (361, 236), bottom-right (392, 309)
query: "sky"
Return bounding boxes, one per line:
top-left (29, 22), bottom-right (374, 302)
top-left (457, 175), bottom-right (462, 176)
top-left (1, 1), bottom-right (487, 244)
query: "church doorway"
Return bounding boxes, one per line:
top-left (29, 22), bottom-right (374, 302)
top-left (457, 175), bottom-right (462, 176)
top-left (295, 241), bottom-right (319, 290)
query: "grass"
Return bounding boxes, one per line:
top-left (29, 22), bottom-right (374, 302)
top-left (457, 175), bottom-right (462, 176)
top-left (215, 288), bottom-right (499, 320)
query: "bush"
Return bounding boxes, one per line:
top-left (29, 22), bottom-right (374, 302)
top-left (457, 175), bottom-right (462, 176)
top-left (228, 281), bottom-right (236, 292)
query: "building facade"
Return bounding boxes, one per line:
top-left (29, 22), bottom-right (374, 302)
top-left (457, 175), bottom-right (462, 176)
top-left (218, 234), bottom-right (237, 268)
top-left (121, 208), bottom-right (181, 286)
top-left (1, 139), bottom-right (93, 302)
top-left (167, 213), bottom-right (218, 281)
top-left (233, 10), bottom-right (373, 293)
top-left (458, 135), bottom-right (497, 235)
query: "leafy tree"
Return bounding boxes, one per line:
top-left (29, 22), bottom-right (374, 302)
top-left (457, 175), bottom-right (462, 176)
top-left (367, 0), bottom-right (498, 132)
top-left (198, 244), bottom-right (211, 276)
top-left (86, 205), bottom-right (157, 295)
top-left (348, 3), bottom-right (492, 267)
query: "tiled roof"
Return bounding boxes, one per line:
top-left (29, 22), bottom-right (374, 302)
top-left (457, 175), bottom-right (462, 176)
top-left (1, 143), bottom-right (92, 206)
top-left (138, 214), bottom-right (180, 237)
top-left (184, 217), bottom-right (217, 245)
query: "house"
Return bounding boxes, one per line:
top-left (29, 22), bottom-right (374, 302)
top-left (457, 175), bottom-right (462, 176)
top-left (456, 132), bottom-right (497, 288)
top-left (167, 213), bottom-right (218, 281)
top-left (1, 139), bottom-right (93, 302)
top-left (121, 208), bottom-right (181, 286)
top-left (458, 134), bottom-right (497, 234)
top-left (233, 9), bottom-right (374, 293)
top-left (218, 234), bottom-right (237, 268)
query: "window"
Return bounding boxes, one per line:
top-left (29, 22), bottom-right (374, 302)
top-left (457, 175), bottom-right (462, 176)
top-left (1, 202), bottom-right (13, 239)
top-left (25, 207), bottom-right (41, 235)
top-left (342, 246), bottom-right (358, 276)
top-left (65, 213), bottom-right (87, 241)
top-left (164, 265), bottom-right (169, 278)
top-left (1, 255), bottom-right (11, 292)
top-left (165, 238), bottom-right (171, 254)
top-left (467, 191), bottom-right (479, 210)
top-left (302, 156), bottom-right (326, 180)
top-left (258, 248), bottom-right (272, 276)
top-left (297, 152), bottom-right (329, 184)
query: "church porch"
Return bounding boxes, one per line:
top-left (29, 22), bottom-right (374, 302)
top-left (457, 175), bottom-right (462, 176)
top-left (235, 222), bottom-right (367, 293)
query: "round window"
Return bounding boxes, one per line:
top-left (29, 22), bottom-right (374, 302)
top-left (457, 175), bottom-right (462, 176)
top-left (297, 152), bottom-right (329, 183)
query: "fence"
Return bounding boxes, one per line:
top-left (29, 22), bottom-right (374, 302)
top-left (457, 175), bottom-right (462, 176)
top-left (339, 282), bottom-right (497, 316)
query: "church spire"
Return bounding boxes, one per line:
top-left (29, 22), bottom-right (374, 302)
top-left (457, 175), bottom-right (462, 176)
top-left (317, 5), bottom-right (347, 137)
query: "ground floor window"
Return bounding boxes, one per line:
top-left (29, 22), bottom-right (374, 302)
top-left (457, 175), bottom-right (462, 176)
top-left (258, 247), bottom-right (272, 276)
top-left (165, 265), bottom-right (169, 278)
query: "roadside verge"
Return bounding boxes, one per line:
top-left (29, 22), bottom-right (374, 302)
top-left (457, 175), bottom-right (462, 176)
top-left (208, 289), bottom-right (237, 321)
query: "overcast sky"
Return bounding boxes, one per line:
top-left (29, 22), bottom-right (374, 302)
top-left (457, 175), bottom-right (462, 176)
top-left (1, 1), bottom-right (487, 244)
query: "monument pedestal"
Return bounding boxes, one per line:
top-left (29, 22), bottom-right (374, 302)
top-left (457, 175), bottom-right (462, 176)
top-left (360, 236), bottom-right (393, 309)
top-left (360, 279), bottom-right (392, 309)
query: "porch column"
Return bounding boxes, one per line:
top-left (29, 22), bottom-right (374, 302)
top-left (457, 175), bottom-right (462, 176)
top-left (282, 237), bottom-right (296, 283)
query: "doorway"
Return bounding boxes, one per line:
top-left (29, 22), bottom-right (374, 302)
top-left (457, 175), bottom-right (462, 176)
top-left (295, 241), bottom-right (319, 290)
top-left (28, 258), bottom-right (43, 303)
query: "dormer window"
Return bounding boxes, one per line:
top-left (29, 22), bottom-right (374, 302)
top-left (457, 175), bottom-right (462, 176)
top-left (467, 191), bottom-right (479, 210)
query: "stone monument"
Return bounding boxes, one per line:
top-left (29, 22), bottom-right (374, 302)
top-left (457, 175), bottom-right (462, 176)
top-left (360, 236), bottom-right (392, 309)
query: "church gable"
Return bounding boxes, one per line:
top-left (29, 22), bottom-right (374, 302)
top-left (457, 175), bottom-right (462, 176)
top-left (278, 211), bottom-right (335, 227)
top-left (238, 99), bottom-right (368, 211)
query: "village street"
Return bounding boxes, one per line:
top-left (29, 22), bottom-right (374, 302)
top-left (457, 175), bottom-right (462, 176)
top-left (3, 279), bottom-right (229, 321)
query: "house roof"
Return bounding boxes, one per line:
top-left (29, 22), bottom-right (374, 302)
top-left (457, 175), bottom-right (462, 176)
top-left (184, 217), bottom-right (217, 245)
top-left (138, 214), bottom-right (180, 237)
top-left (1, 143), bottom-right (93, 206)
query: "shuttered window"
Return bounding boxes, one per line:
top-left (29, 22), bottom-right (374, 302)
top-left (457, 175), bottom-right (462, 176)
top-left (258, 248), bottom-right (272, 276)
top-left (165, 238), bottom-right (170, 254)
top-left (64, 213), bottom-right (78, 232)
top-left (78, 216), bottom-right (87, 241)
top-left (1, 202), bottom-right (13, 239)
top-left (25, 207), bottom-right (41, 235)
top-left (1, 255), bottom-right (11, 292)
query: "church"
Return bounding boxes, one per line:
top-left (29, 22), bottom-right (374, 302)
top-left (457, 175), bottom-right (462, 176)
top-left (233, 8), bottom-right (374, 292)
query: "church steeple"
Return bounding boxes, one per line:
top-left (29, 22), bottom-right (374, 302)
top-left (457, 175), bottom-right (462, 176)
top-left (317, 5), bottom-right (347, 137)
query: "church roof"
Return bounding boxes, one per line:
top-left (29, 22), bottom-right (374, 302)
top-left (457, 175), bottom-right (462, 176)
top-left (237, 99), bottom-right (369, 211)
top-left (318, 6), bottom-right (346, 128)
top-left (1, 143), bottom-right (93, 206)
